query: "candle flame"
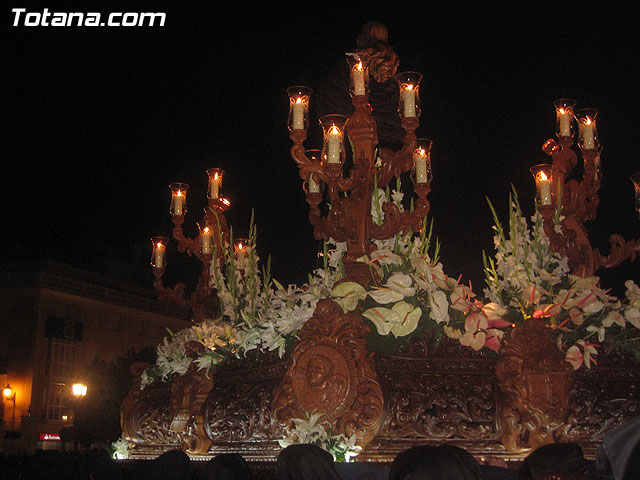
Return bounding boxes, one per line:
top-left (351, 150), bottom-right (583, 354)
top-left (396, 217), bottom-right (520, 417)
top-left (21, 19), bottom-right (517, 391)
top-left (356, 61), bottom-right (363, 71)
top-left (539, 171), bottom-right (549, 181)
top-left (559, 108), bottom-right (565, 114)
top-left (176, 190), bottom-right (183, 197)
top-left (203, 226), bottom-right (210, 234)
top-left (329, 125), bottom-right (340, 135)
top-left (213, 172), bottom-right (219, 180)
top-left (586, 117), bottom-right (592, 125)
top-left (296, 97), bottom-right (303, 104)
top-left (405, 84), bottom-right (414, 91)
top-left (156, 242), bottom-right (164, 249)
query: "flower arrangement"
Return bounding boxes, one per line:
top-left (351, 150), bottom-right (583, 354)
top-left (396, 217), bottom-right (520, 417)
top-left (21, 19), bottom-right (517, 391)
top-left (278, 412), bottom-right (362, 462)
top-left (330, 185), bottom-right (510, 355)
top-left (482, 190), bottom-right (640, 369)
top-left (140, 212), bottom-right (342, 388)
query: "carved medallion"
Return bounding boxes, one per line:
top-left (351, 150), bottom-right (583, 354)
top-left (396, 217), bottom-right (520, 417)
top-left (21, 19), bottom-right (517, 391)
top-left (273, 299), bottom-right (384, 447)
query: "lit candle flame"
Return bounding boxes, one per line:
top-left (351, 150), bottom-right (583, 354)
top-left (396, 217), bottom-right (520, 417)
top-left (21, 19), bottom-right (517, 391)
top-left (405, 84), bottom-right (414, 91)
top-left (296, 97), bottom-right (303, 104)
top-left (329, 125), bottom-right (340, 135)
top-left (356, 61), bottom-right (363, 71)
top-left (156, 242), bottom-right (164, 249)
top-left (176, 190), bottom-right (183, 197)
top-left (203, 227), bottom-right (210, 234)
top-left (586, 117), bottom-right (592, 125)
top-left (539, 171), bottom-right (548, 181)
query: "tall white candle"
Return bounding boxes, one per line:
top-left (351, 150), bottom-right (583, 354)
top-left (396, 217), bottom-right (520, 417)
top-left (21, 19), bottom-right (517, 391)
top-left (326, 126), bottom-right (341, 164)
top-left (538, 172), bottom-right (552, 206)
top-left (403, 85), bottom-right (416, 118)
top-left (172, 192), bottom-right (184, 215)
top-left (210, 175), bottom-right (220, 199)
top-left (559, 109), bottom-right (570, 137)
top-left (154, 243), bottom-right (165, 267)
top-left (353, 62), bottom-right (365, 96)
top-left (292, 97), bottom-right (304, 130)
top-left (582, 120), bottom-right (595, 149)
top-left (414, 151), bottom-right (428, 183)
top-left (201, 227), bottom-right (212, 254)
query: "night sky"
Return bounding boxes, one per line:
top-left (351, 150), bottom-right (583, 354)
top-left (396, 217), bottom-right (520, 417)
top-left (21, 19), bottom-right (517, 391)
top-left (6, 3), bottom-right (639, 295)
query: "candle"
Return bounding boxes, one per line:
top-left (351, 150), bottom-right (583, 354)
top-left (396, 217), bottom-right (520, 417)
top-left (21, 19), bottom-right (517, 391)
top-left (403, 85), bottom-right (416, 118)
top-left (326, 125), bottom-right (341, 164)
top-left (236, 242), bottom-right (246, 264)
top-left (154, 242), bottom-right (165, 267)
top-left (308, 174), bottom-right (320, 193)
top-left (538, 171), bottom-right (552, 206)
top-left (292, 97), bottom-right (304, 130)
top-left (414, 149), bottom-right (428, 183)
top-left (353, 62), bottom-right (365, 96)
top-left (172, 191), bottom-right (184, 215)
top-left (558, 108), bottom-right (570, 137)
top-left (582, 118), bottom-right (595, 149)
top-left (210, 173), bottom-right (220, 199)
top-left (201, 227), bottom-right (212, 254)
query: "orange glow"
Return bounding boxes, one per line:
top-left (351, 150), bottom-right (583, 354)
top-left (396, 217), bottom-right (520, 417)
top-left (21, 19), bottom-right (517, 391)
top-left (221, 198), bottom-right (231, 206)
top-left (202, 226), bottom-right (211, 234)
top-left (156, 242), bottom-right (164, 249)
top-left (585, 117), bottom-right (592, 125)
top-left (296, 97), bottom-right (302, 104)
top-left (539, 171), bottom-right (549, 181)
top-left (72, 383), bottom-right (87, 397)
top-left (3, 386), bottom-right (12, 398)
top-left (405, 84), bottom-right (414, 91)
top-left (329, 125), bottom-right (341, 135)
top-left (355, 61), bottom-right (363, 71)
top-left (175, 190), bottom-right (183, 197)
top-left (559, 108), bottom-right (566, 114)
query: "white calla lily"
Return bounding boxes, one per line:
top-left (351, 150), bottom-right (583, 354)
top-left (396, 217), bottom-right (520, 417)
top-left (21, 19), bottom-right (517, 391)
top-left (331, 281), bottom-right (367, 312)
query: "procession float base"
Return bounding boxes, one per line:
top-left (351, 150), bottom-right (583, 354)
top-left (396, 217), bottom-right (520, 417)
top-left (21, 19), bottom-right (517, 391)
top-left (121, 308), bottom-right (639, 464)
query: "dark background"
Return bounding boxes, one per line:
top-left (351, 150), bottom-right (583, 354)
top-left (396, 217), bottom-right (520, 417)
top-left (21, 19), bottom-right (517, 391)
top-left (5, 2), bottom-right (639, 295)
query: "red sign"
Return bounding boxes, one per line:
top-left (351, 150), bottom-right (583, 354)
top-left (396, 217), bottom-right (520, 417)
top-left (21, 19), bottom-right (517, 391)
top-left (39, 433), bottom-right (61, 441)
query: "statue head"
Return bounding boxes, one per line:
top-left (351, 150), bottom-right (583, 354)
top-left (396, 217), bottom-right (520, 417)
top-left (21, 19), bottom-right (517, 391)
top-left (306, 354), bottom-right (332, 388)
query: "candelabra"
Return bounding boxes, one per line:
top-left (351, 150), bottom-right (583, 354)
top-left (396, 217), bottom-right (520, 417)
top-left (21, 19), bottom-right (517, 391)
top-left (150, 169), bottom-right (232, 321)
top-left (287, 55), bottom-right (432, 285)
top-left (532, 98), bottom-right (639, 275)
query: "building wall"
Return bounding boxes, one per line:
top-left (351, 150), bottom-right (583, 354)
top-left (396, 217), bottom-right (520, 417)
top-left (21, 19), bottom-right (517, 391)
top-left (0, 262), bottom-right (190, 452)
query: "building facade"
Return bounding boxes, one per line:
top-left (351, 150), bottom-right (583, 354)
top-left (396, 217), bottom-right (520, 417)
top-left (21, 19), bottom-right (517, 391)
top-left (0, 261), bottom-right (190, 453)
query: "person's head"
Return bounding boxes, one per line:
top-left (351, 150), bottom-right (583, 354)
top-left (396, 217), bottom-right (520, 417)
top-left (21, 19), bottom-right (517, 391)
top-left (152, 449), bottom-right (193, 480)
top-left (274, 444), bottom-right (341, 480)
top-left (201, 453), bottom-right (253, 480)
top-left (519, 443), bottom-right (589, 480)
top-left (389, 444), bottom-right (482, 480)
top-left (356, 22), bottom-right (389, 48)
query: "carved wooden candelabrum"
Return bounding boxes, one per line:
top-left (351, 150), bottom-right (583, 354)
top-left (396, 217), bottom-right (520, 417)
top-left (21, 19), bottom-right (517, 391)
top-left (534, 98), bottom-right (639, 276)
top-left (150, 169), bottom-right (231, 321)
top-left (287, 64), bottom-right (432, 285)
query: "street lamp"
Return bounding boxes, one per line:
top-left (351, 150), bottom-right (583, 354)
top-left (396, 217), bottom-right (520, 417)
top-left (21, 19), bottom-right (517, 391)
top-left (3, 384), bottom-right (16, 430)
top-left (71, 383), bottom-right (87, 451)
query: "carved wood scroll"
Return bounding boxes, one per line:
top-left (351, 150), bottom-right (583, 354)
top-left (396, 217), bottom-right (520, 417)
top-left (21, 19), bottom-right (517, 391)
top-left (273, 299), bottom-right (385, 448)
top-left (495, 319), bottom-right (574, 453)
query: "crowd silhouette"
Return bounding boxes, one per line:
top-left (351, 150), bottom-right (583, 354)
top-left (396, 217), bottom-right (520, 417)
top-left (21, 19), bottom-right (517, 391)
top-left (0, 416), bottom-right (638, 480)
